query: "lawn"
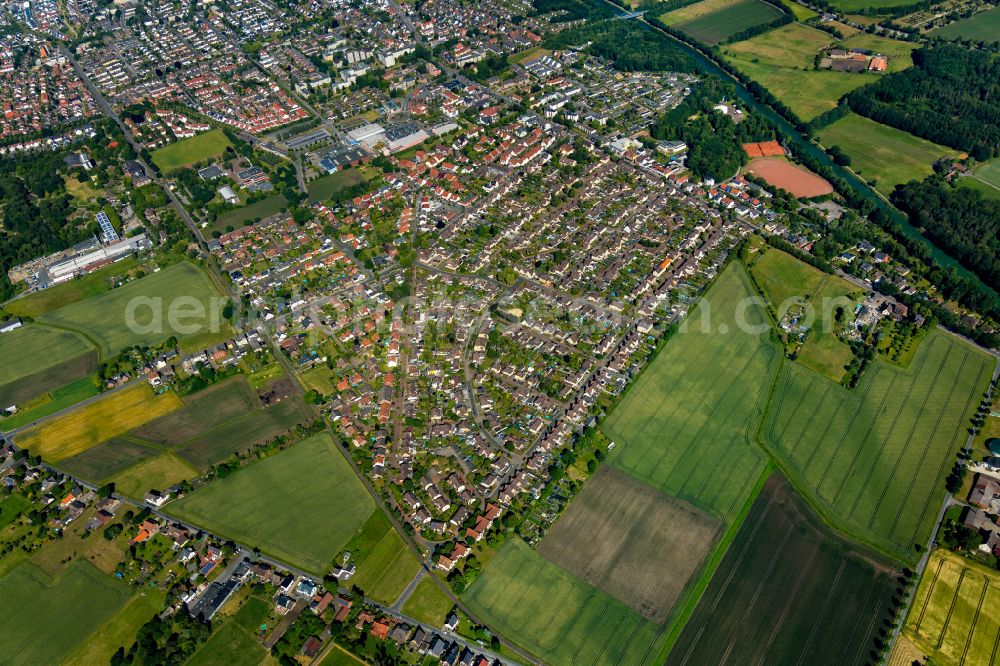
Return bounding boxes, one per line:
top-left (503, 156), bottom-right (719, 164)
top-left (348, 527), bottom-right (421, 605)
top-left (151, 129), bottom-right (233, 172)
top-left (38, 262), bottom-right (231, 356)
top-left (669, 475), bottom-right (897, 665)
top-left (175, 396), bottom-right (313, 471)
top-left (130, 376), bottom-right (259, 446)
top-left (931, 5), bottom-right (1000, 41)
top-left (112, 453), bottom-right (200, 499)
top-left (721, 24), bottom-right (878, 120)
top-left (2, 257), bottom-right (141, 318)
top-left (65, 589), bottom-right (166, 666)
top-left (321, 644), bottom-right (366, 666)
top-left (462, 538), bottom-right (667, 666)
top-left (17, 383), bottom-right (183, 462)
top-left (58, 438), bottom-right (161, 483)
top-left (167, 433), bottom-right (376, 575)
top-left (299, 365), bottom-right (337, 394)
top-left (537, 466), bottom-right (721, 624)
top-left (0, 494), bottom-right (31, 530)
top-left (402, 576), bottom-right (455, 627)
top-left (818, 113), bottom-right (960, 196)
top-left (0, 376), bottom-right (100, 431)
top-left (670, 0), bottom-right (786, 45)
top-left (0, 560), bottom-right (131, 665)
top-left (0, 324), bottom-right (96, 406)
top-left (904, 548), bottom-right (1000, 666)
top-left (186, 619), bottom-right (267, 666)
top-left (306, 168), bottom-right (368, 203)
top-left (602, 264), bottom-right (780, 524)
top-left (211, 194), bottom-right (288, 234)
top-left (764, 328), bottom-right (995, 561)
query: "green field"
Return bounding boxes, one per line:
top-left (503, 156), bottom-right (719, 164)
top-left (670, 0), bottom-right (785, 45)
top-left (112, 453), bottom-right (200, 499)
top-left (59, 438), bottom-right (161, 483)
top-left (722, 24), bottom-right (878, 120)
top-left (130, 376), bottom-right (259, 446)
top-left (68, 589), bottom-right (166, 666)
top-left (3, 257), bottom-right (141, 319)
top-left (819, 113), bottom-right (960, 196)
top-left (0, 376), bottom-right (100, 431)
top-left (402, 576), bottom-right (455, 627)
top-left (306, 168), bottom-right (367, 203)
top-left (931, 5), bottom-right (1000, 41)
top-left (0, 493), bottom-right (31, 530)
top-left (0, 324), bottom-right (96, 406)
top-left (38, 262), bottom-right (230, 356)
top-left (828, 0), bottom-right (916, 10)
top-left (167, 433), bottom-right (376, 575)
top-left (212, 194), bottom-right (289, 233)
top-left (462, 539), bottom-right (667, 666)
top-left (175, 397), bottom-right (312, 471)
top-left (958, 158), bottom-right (1000, 201)
top-left (151, 129), bottom-right (233, 172)
top-left (348, 526), bottom-right (421, 605)
top-left (750, 247), bottom-right (860, 382)
top-left (185, 618), bottom-right (267, 666)
top-left (669, 475), bottom-right (896, 665)
top-left (841, 33), bottom-right (916, 73)
top-left (765, 328), bottom-right (995, 560)
top-left (904, 548), bottom-right (1000, 666)
top-left (0, 560), bottom-right (131, 665)
top-left (603, 265), bottom-right (780, 523)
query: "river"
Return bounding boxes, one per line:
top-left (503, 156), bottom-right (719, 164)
top-left (611, 5), bottom-right (997, 299)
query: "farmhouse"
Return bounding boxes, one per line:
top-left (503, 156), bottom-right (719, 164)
top-left (0, 317), bottom-right (22, 334)
top-left (968, 474), bottom-right (1000, 512)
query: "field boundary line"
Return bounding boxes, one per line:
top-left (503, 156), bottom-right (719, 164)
top-left (914, 556), bottom-right (944, 634)
top-left (753, 537), bottom-right (819, 665)
top-left (794, 559), bottom-right (844, 666)
top-left (937, 568), bottom-right (969, 649)
top-left (843, 574), bottom-right (890, 666)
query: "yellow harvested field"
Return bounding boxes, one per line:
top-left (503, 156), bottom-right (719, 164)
top-left (18, 384), bottom-right (182, 462)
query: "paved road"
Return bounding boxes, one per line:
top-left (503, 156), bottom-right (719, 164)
top-left (390, 566), bottom-right (425, 612)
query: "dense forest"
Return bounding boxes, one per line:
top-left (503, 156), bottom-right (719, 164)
top-left (846, 45), bottom-right (1000, 160)
top-left (650, 79), bottom-right (776, 181)
top-left (544, 19), bottom-right (693, 73)
top-left (891, 179), bottom-right (1000, 293)
top-left (532, 0), bottom-right (615, 21)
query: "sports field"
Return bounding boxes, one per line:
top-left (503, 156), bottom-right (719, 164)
top-left (764, 329), bottom-right (995, 560)
top-left (665, 0), bottom-right (785, 45)
top-left (150, 129), bottom-right (233, 172)
top-left (668, 475), bottom-right (896, 665)
top-left (167, 434), bottom-right (375, 575)
top-left (0, 560), bottom-right (131, 665)
top-left (537, 466), bottom-right (721, 623)
top-left (0, 324), bottom-right (96, 406)
top-left (722, 24), bottom-right (875, 120)
top-left (130, 376), bottom-right (259, 445)
top-left (819, 113), bottom-right (960, 196)
top-left (462, 538), bottom-right (667, 666)
top-left (38, 262), bottom-right (230, 356)
top-left (175, 396), bottom-right (312, 471)
top-left (904, 548), bottom-right (1000, 666)
top-left (746, 158), bottom-right (833, 198)
top-left (932, 5), bottom-right (1000, 41)
top-left (17, 383), bottom-right (182, 462)
top-left (602, 265), bottom-right (780, 523)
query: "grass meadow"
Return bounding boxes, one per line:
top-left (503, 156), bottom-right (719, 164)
top-left (167, 433), bottom-right (375, 575)
top-left (348, 526), bottom-right (421, 605)
top-left (667, 0), bottom-right (785, 45)
top-left (3, 257), bottom-right (141, 319)
top-left (150, 129), bottom-right (233, 172)
top-left (602, 265), bottom-right (779, 523)
top-left (0, 324), bottom-right (96, 406)
top-left (38, 262), bottom-right (231, 356)
top-left (931, 5), bottom-right (1000, 41)
top-left (211, 194), bottom-right (289, 234)
top-left (819, 113), bottom-right (960, 196)
top-left (904, 548), bottom-right (1000, 666)
top-left (0, 560), bottom-right (131, 665)
top-left (18, 383), bottom-right (182, 462)
top-left (402, 576), bottom-right (455, 627)
top-left (764, 329), bottom-right (995, 561)
top-left (112, 453), bottom-right (200, 499)
top-left (721, 24), bottom-right (878, 120)
top-left (668, 476), bottom-right (897, 665)
top-left (0, 376), bottom-right (100, 431)
top-left (306, 168), bottom-right (369, 203)
top-left (462, 538), bottom-right (668, 666)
